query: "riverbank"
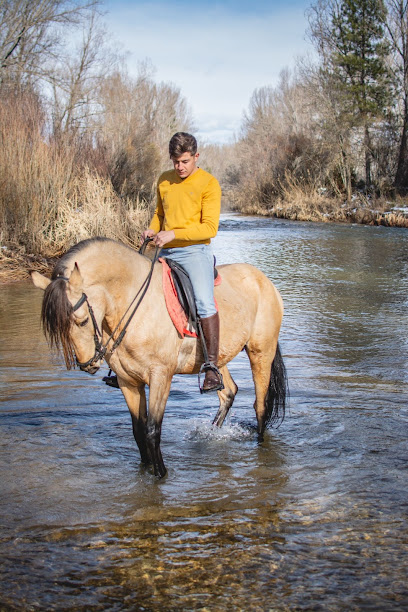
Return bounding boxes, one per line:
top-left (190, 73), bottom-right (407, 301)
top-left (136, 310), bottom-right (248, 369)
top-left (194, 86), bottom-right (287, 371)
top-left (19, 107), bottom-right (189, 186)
top-left (227, 192), bottom-right (408, 228)
top-left (0, 245), bottom-right (56, 284)
top-left (1, 197), bottom-right (407, 283)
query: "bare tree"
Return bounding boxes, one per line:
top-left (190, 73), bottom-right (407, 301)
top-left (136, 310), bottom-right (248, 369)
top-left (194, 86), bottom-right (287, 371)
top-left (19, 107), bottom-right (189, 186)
top-left (298, 58), bottom-right (355, 199)
top-left (386, 0), bottom-right (408, 193)
top-left (0, 0), bottom-right (100, 86)
top-left (234, 69), bottom-right (326, 204)
top-left (48, 9), bottom-right (115, 137)
top-left (96, 64), bottom-right (193, 201)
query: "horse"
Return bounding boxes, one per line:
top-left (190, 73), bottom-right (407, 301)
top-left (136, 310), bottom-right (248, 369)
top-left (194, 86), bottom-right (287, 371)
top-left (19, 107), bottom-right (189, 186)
top-left (31, 237), bottom-right (287, 478)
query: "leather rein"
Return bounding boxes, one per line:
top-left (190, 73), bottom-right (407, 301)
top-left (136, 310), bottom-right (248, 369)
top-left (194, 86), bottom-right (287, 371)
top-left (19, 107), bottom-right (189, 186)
top-left (61, 239), bottom-right (161, 368)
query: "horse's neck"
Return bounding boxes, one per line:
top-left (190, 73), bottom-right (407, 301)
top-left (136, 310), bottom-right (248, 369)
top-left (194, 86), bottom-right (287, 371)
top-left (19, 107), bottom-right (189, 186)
top-left (85, 251), bottom-right (153, 321)
top-left (80, 247), bottom-right (148, 286)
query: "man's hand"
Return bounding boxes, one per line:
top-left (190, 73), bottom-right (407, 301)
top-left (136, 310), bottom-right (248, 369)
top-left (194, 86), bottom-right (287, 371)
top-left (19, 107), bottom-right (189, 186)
top-left (140, 229), bottom-right (155, 245)
top-left (152, 230), bottom-right (176, 248)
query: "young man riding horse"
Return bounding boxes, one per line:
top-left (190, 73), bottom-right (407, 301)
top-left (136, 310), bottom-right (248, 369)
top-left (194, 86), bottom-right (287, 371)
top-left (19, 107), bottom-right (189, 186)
top-left (141, 132), bottom-right (223, 393)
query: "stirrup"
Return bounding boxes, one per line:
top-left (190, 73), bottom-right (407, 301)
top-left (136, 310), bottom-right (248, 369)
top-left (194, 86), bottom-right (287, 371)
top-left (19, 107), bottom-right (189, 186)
top-left (198, 362), bottom-right (224, 394)
top-left (102, 370), bottom-right (119, 388)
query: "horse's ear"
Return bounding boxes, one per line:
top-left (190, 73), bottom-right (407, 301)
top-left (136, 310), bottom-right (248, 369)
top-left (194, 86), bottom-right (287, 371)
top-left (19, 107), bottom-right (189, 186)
top-left (31, 271), bottom-right (51, 290)
top-left (67, 262), bottom-right (83, 293)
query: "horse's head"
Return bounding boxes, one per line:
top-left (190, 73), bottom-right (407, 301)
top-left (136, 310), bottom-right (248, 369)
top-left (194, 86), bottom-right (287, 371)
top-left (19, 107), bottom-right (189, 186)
top-left (31, 264), bottom-right (104, 375)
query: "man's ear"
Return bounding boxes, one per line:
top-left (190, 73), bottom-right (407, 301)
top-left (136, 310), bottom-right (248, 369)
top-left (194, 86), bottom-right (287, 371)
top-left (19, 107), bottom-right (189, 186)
top-left (31, 271), bottom-right (51, 291)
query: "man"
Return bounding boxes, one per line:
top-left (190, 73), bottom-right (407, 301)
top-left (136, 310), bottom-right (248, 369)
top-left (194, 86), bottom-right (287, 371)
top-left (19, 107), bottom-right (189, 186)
top-left (140, 132), bottom-right (223, 392)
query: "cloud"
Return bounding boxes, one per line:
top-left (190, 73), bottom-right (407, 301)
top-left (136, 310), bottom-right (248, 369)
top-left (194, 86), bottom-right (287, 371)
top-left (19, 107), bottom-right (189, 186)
top-left (195, 113), bottom-right (242, 145)
top-left (104, 1), bottom-right (313, 143)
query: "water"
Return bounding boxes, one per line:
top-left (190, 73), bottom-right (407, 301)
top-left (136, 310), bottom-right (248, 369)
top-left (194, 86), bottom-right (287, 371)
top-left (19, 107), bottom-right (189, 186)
top-left (1, 214), bottom-right (407, 610)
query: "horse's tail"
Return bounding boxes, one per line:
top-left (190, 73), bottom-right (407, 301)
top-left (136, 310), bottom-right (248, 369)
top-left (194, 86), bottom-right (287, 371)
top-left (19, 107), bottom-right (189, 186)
top-left (265, 343), bottom-right (288, 427)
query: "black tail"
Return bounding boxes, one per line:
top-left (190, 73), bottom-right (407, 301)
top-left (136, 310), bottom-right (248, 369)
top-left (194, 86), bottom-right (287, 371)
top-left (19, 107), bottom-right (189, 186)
top-left (265, 343), bottom-right (288, 427)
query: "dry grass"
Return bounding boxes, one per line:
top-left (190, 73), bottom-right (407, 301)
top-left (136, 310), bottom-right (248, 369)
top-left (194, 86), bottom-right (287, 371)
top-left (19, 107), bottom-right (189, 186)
top-left (0, 245), bottom-right (55, 283)
top-left (0, 165), bottom-right (151, 282)
top-left (0, 176), bottom-right (150, 283)
top-left (40, 172), bottom-right (151, 256)
top-left (229, 174), bottom-right (408, 228)
top-left (0, 91), bottom-right (152, 282)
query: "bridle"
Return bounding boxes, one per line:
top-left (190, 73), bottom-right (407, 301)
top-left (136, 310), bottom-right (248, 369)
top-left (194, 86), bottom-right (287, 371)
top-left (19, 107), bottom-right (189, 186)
top-left (71, 292), bottom-right (106, 368)
top-left (59, 239), bottom-right (161, 369)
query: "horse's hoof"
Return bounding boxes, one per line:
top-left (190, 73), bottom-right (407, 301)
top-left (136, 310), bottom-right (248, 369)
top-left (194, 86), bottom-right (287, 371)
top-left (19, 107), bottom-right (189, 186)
top-left (154, 465), bottom-right (168, 479)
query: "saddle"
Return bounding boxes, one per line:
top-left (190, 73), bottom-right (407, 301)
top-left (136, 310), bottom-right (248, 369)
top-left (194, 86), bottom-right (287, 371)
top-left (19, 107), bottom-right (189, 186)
top-left (163, 257), bottom-right (223, 393)
top-left (164, 257), bottom-right (219, 331)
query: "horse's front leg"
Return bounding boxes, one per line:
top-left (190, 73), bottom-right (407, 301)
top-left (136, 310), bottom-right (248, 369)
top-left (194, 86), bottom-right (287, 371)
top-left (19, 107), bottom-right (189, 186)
top-left (120, 381), bottom-right (149, 466)
top-left (146, 369), bottom-right (173, 479)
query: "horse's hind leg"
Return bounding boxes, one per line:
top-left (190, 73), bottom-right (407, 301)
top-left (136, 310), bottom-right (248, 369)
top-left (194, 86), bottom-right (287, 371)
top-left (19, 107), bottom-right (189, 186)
top-left (212, 366), bottom-right (238, 428)
top-left (246, 343), bottom-right (278, 441)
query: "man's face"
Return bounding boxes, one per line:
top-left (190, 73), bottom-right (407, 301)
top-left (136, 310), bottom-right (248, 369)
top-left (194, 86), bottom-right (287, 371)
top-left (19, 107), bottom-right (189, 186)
top-left (171, 152), bottom-right (199, 179)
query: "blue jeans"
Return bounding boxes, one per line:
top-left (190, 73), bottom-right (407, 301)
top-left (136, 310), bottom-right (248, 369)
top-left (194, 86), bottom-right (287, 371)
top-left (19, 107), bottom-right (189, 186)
top-left (161, 244), bottom-right (217, 317)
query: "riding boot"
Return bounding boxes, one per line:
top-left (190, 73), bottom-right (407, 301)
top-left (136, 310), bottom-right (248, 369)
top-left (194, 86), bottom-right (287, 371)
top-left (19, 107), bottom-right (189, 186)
top-left (200, 312), bottom-right (224, 392)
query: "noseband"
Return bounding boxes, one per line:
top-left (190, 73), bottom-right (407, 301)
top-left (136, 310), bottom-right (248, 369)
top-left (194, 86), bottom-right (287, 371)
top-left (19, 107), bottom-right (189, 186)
top-left (58, 239), bottom-right (161, 369)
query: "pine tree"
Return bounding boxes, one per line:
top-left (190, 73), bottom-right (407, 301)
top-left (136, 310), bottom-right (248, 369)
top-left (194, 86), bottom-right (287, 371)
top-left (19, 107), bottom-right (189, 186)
top-left (330, 0), bottom-right (393, 188)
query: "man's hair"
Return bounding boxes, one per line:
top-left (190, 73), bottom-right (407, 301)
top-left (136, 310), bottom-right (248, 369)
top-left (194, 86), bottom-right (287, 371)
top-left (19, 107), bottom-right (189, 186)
top-left (169, 132), bottom-right (197, 158)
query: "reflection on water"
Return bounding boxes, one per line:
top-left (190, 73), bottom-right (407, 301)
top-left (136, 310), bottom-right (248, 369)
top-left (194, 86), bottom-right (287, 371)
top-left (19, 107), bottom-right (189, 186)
top-left (1, 215), bottom-right (407, 610)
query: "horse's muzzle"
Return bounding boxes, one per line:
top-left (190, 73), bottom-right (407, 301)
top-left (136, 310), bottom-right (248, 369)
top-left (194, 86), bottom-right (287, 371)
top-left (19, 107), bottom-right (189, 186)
top-left (80, 363), bottom-right (100, 375)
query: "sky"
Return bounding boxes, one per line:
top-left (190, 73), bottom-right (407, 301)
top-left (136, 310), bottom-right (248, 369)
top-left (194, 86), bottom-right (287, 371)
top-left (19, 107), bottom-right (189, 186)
top-left (103, 0), bottom-right (314, 144)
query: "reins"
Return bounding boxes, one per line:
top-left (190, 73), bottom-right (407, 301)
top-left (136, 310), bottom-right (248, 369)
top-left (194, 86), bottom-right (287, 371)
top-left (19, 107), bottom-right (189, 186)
top-left (106, 238), bottom-right (161, 354)
top-left (61, 238), bottom-right (161, 368)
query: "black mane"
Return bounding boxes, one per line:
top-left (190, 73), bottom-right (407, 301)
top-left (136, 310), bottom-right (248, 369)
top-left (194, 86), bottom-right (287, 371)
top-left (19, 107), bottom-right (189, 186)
top-left (51, 237), bottom-right (114, 280)
top-left (44, 238), bottom-right (114, 368)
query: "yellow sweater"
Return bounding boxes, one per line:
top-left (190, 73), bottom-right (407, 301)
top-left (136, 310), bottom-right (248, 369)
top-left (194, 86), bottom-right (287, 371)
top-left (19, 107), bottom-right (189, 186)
top-left (149, 167), bottom-right (221, 248)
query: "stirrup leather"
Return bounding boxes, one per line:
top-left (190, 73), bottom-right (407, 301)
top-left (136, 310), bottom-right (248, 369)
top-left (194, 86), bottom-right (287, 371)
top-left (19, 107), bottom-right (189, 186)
top-left (198, 361), bottom-right (224, 394)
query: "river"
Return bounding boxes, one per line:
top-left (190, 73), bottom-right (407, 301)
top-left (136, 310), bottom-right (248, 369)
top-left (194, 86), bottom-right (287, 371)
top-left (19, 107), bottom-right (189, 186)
top-left (0, 214), bottom-right (407, 610)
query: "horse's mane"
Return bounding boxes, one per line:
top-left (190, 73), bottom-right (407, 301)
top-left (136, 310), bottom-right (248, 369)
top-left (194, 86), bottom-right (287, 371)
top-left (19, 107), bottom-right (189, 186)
top-left (51, 237), bottom-right (114, 280)
top-left (44, 237), bottom-right (118, 368)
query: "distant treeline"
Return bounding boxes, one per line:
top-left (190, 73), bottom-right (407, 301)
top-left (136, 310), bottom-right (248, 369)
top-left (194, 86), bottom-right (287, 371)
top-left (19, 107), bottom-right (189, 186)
top-left (223, 0), bottom-right (408, 226)
top-left (0, 0), bottom-right (407, 276)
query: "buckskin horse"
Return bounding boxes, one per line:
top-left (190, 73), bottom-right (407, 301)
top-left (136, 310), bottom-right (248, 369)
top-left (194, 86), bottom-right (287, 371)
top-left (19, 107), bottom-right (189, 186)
top-left (31, 237), bottom-right (287, 478)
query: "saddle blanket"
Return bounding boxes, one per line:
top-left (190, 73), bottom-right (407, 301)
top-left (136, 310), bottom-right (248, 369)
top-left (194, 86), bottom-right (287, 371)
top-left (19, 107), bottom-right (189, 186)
top-left (160, 257), bottom-right (221, 338)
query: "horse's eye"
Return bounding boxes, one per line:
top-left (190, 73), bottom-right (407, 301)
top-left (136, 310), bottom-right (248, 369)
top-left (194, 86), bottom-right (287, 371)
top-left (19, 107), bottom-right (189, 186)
top-left (79, 317), bottom-right (89, 327)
